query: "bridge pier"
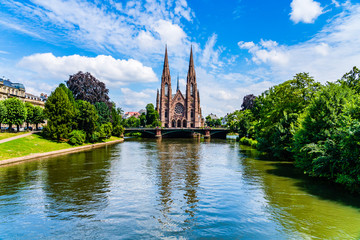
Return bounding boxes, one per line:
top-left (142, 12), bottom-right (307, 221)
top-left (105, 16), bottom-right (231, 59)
top-left (155, 128), bottom-right (162, 138)
top-left (204, 130), bottom-right (211, 139)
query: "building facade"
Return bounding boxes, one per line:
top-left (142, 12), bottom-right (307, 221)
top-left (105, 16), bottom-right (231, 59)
top-left (156, 47), bottom-right (204, 128)
top-left (0, 77), bottom-right (47, 107)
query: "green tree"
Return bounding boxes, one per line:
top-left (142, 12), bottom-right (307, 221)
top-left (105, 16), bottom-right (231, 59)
top-left (59, 83), bottom-right (76, 105)
top-left (0, 101), bottom-right (7, 129)
top-left (25, 102), bottom-right (35, 130)
top-left (3, 98), bottom-right (27, 132)
top-left (226, 109), bottom-right (255, 138)
top-left (145, 103), bottom-right (160, 127)
top-left (337, 66), bottom-right (360, 94)
top-left (293, 83), bottom-right (360, 192)
top-left (111, 103), bottom-right (124, 137)
top-left (293, 83), bottom-right (355, 171)
top-left (44, 87), bottom-right (76, 141)
top-left (254, 73), bottom-right (321, 159)
top-left (124, 116), bottom-right (140, 127)
top-left (76, 100), bottom-right (98, 140)
top-left (32, 106), bottom-right (45, 130)
top-left (95, 102), bottom-right (111, 125)
top-left (139, 113), bottom-right (146, 127)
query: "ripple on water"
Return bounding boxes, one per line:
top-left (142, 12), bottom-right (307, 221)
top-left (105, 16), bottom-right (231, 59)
top-left (0, 139), bottom-right (360, 239)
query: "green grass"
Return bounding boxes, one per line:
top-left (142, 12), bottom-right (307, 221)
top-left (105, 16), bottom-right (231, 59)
top-left (0, 134), bottom-right (123, 161)
top-left (0, 132), bottom-right (28, 140)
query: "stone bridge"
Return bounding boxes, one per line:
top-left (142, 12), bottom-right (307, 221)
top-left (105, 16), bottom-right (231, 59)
top-left (124, 128), bottom-right (229, 139)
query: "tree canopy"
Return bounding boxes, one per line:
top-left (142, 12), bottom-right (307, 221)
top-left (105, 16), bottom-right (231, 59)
top-left (0, 101), bottom-right (7, 126)
top-left (3, 98), bottom-right (27, 131)
top-left (67, 71), bottom-right (111, 108)
top-left (44, 87), bottom-right (76, 141)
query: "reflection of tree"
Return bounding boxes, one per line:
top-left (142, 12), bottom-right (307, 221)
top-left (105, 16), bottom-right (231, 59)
top-left (0, 161), bottom-right (41, 197)
top-left (154, 139), bottom-right (201, 231)
top-left (43, 146), bottom-right (114, 218)
top-left (238, 145), bottom-right (360, 239)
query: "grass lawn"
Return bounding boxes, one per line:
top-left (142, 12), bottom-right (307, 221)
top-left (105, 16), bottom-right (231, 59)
top-left (0, 133), bottom-right (123, 161)
top-left (0, 132), bottom-right (29, 140)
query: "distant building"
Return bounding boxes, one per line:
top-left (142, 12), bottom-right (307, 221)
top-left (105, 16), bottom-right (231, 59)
top-left (124, 112), bottom-right (141, 119)
top-left (208, 113), bottom-right (219, 120)
top-left (0, 77), bottom-right (47, 107)
top-left (138, 109), bottom-right (146, 115)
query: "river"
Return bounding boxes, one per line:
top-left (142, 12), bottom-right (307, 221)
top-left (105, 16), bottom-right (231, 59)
top-left (0, 138), bottom-right (360, 239)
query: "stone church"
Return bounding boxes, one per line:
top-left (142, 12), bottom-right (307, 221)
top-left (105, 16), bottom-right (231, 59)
top-left (156, 46), bottom-right (204, 128)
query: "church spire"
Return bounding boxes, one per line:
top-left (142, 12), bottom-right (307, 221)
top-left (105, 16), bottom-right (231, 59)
top-left (162, 45), bottom-right (170, 78)
top-left (177, 74), bottom-right (179, 91)
top-left (187, 45), bottom-right (196, 80)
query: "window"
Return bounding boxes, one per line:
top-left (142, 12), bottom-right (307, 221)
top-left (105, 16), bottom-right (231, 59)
top-left (165, 110), bottom-right (168, 118)
top-left (191, 111), bottom-right (194, 118)
top-left (190, 84), bottom-right (193, 96)
top-left (165, 83), bottom-right (168, 96)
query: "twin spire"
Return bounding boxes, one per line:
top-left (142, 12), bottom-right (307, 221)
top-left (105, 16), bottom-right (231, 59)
top-left (161, 45), bottom-right (196, 86)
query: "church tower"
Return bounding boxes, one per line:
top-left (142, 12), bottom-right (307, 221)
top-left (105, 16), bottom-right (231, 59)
top-left (157, 46), bottom-right (203, 128)
top-left (185, 46), bottom-right (200, 127)
top-left (159, 46), bottom-right (172, 127)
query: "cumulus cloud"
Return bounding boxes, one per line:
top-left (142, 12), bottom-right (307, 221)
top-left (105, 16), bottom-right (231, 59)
top-left (0, 0), bottom-right (194, 60)
top-left (119, 88), bottom-right (156, 110)
top-left (238, 3), bottom-right (360, 84)
top-left (238, 40), bottom-right (289, 65)
top-left (290, 0), bottom-right (324, 23)
top-left (18, 53), bottom-right (157, 86)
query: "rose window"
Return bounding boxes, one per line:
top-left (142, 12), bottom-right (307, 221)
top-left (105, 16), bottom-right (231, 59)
top-left (174, 103), bottom-right (184, 115)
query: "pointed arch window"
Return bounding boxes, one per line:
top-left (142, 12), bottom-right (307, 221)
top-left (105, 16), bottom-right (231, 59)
top-left (190, 83), bottom-right (194, 96)
top-left (165, 83), bottom-right (169, 96)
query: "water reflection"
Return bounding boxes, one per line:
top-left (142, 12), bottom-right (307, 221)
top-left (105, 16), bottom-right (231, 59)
top-left (154, 139), bottom-right (200, 232)
top-left (238, 145), bottom-right (360, 239)
top-left (0, 139), bottom-right (360, 239)
top-left (42, 148), bottom-right (114, 219)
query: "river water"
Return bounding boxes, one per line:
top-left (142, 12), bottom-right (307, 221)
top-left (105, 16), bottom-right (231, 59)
top-left (1, 138), bottom-right (360, 239)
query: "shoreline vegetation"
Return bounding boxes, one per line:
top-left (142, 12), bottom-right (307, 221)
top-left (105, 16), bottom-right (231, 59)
top-left (0, 132), bottom-right (123, 166)
top-left (226, 67), bottom-right (360, 194)
top-left (0, 132), bottom-right (123, 160)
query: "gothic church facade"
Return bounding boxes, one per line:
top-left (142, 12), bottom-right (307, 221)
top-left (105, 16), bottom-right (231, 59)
top-left (156, 47), bottom-right (204, 128)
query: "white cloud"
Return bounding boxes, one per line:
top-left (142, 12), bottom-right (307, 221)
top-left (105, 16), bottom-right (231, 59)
top-left (152, 19), bottom-right (187, 48)
top-left (0, 0), bottom-right (194, 60)
top-left (290, 0), bottom-right (324, 23)
top-left (200, 34), bottom-right (224, 69)
top-left (238, 40), bottom-right (289, 65)
top-left (18, 53), bottom-right (158, 87)
top-left (239, 3), bottom-right (360, 84)
top-left (119, 88), bottom-right (156, 110)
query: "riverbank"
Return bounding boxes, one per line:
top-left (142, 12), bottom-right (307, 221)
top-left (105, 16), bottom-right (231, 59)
top-left (0, 134), bottom-right (124, 166)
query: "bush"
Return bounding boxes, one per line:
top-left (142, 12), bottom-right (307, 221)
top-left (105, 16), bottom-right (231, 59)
top-left (99, 122), bottom-right (113, 140)
top-left (112, 124), bottom-right (124, 137)
top-left (68, 130), bottom-right (86, 145)
top-left (239, 137), bottom-right (258, 148)
top-left (89, 131), bottom-right (101, 143)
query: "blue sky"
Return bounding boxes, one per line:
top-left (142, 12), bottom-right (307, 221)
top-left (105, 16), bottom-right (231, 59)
top-left (0, 0), bottom-right (359, 116)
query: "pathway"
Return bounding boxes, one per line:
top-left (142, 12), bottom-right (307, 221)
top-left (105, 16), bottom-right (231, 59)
top-left (0, 131), bottom-right (40, 144)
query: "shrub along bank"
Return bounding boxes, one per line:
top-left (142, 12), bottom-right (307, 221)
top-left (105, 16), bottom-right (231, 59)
top-left (226, 67), bottom-right (360, 193)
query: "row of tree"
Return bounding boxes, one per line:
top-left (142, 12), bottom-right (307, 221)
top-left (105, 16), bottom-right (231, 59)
top-left (0, 98), bottom-right (45, 131)
top-left (226, 67), bottom-right (360, 193)
top-left (44, 72), bottom-right (124, 145)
